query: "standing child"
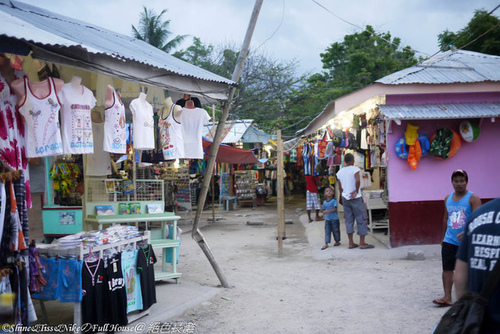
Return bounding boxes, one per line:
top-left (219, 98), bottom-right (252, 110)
top-left (321, 186), bottom-right (341, 250)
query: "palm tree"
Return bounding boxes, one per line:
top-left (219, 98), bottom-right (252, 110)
top-left (131, 7), bottom-right (187, 53)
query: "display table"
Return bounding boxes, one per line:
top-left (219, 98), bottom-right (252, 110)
top-left (220, 196), bottom-right (237, 212)
top-left (84, 213), bottom-right (182, 282)
top-left (362, 190), bottom-right (389, 232)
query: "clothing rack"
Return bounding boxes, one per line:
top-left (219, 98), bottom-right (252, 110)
top-left (35, 231), bottom-right (151, 333)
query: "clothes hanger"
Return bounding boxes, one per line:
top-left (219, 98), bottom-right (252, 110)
top-left (84, 246), bottom-right (99, 266)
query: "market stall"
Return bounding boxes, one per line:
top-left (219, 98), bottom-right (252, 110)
top-left (0, 0), bottom-right (237, 328)
top-left (293, 50), bottom-right (500, 247)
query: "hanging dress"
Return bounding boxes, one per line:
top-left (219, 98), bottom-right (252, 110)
top-left (103, 89), bottom-right (126, 154)
top-left (159, 104), bottom-right (185, 160)
top-left (0, 74), bottom-right (32, 207)
top-left (18, 76), bottom-right (63, 157)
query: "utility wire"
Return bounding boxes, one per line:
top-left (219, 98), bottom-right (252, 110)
top-left (252, 0), bottom-right (286, 54)
top-left (459, 22), bottom-right (500, 50)
top-left (311, 0), bottom-right (430, 57)
top-left (420, 4), bottom-right (500, 62)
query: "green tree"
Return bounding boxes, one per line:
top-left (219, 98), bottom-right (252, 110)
top-left (131, 7), bottom-right (187, 53)
top-left (438, 9), bottom-right (500, 55)
top-left (280, 25), bottom-right (419, 136)
top-left (319, 25), bottom-right (418, 91)
top-left (174, 39), bottom-right (306, 136)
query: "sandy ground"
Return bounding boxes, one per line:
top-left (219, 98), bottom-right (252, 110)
top-left (172, 195), bottom-right (450, 334)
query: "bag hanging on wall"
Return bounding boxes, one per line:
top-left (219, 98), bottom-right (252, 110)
top-left (433, 259), bottom-right (500, 334)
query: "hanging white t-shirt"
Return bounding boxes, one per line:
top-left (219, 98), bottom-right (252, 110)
top-left (336, 165), bottom-right (362, 200)
top-left (159, 104), bottom-right (185, 160)
top-left (85, 122), bottom-right (111, 176)
top-left (180, 107), bottom-right (210, 159)
top-left (129, 97), bottom-right (155, 150)
top-left (18, 76), bottom-right (63, 157)
top-left (103, 89), bottom-right (126, 154)
top-left (58, 83), bottom-right (96, 154)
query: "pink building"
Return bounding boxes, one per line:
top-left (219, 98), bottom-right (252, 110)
top-left (297, 50), bottom-right (500, 247)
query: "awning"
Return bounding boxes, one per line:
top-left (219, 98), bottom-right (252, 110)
top-left (202, 137), bottom-right (259, 164)
top-left (378, 102), bottom-right (500, 120)
top-left (203, 120), bottom-right (273, 144)
top-left (0, 0), bottom-right (236, 101)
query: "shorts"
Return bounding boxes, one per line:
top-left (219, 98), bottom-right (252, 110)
top-left (306, 191), bottom-right (320, 210)
top-left (342, 197), bottom-right (368, 236)
top-left (441, 242), bottom-right (459, 271)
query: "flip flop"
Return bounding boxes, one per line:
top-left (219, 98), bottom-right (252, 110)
top-left (333, 242), bottom-right (341, 246)
top-left (360, 244), bottom-right (375, 249)
top-left (433, 298), bottom-right (452, 307)
top-left (321, 245), bottom-right (328, 250)
top-left (348, 244), bottom-right (359, 249)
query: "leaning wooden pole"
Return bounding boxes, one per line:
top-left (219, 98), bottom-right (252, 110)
top-left (277, 130), bottom-right (285, 254)
top-left (191, 0), bottom-right (264, 288)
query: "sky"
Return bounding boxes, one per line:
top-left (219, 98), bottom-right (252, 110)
top-left (18, 0), bottom-right (500, 75)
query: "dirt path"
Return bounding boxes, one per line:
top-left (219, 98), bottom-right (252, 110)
top-left (174, 196), bottom-right (449, 334)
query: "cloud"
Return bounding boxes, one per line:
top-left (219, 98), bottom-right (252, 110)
top-left (17, 0), bottom-right (500, 74)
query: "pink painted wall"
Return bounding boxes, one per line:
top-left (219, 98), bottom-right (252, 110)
top-left (387, 119), bottom-right (500, 202)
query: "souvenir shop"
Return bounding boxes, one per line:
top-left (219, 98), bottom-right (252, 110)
top-left (295, 107), bottom-right (389, 231)
top-left (202, 120), bottom-right (272, 209)
top-left (0, 1), bottom-right (236, 328)
top-left (0, 53), bottom-right (221, 328)
top-left (297, 93), bottom-right (500, 247)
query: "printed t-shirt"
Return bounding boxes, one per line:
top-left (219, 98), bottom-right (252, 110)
top-left (58, 83), bottom-right (96, 154)
top-left (18, 76), bottom-right (63, 157)
top-left (105, 253), bottom-right (128, 326)
top-left (443, 191), bottom-right (473, 246)
top-left (82, 258), bottom-right (106, 326)
top-left (103, 90), bottom-right (126, 154)
top-left (159, 104), bottom-right (185, 160)
top-left (121, 249), bottom-right (143, 313)
top-left (137, 244), bottom-right (157, 311)
top-left (457, 198), bottom-right (500, 326)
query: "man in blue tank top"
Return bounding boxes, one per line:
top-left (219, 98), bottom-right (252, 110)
top-left (433, 169), bottom-right (482, 307)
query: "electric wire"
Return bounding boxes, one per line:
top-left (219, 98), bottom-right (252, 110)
top-left (417, 4), bottom-right (500, 63)
top-left (252, 0), bottom-right (285, 54)
top-left (459, 21), bottom-right (500, 50)
top-left (311, 0), bottom-right (431, 57)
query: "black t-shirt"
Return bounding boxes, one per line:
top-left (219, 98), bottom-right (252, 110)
top-left (137, 244), bottom-right (157, 311)
top-left (82, 258), bottom-right (106, 326)
top-left (457, 198), bottom-right (500, 327)
top-left (105, 253), bottom-right (128, 326)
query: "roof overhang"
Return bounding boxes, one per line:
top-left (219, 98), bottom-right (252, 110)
top-left (378, 102), bottom-right (500, 121)
top-left (0, 0), bottom-right (236, 102)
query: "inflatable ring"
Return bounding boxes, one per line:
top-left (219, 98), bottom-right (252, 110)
top-left (417, 133), bottom-right (430, 158)
top-left (395, 137), bottom-right (409, 159)
top-left (395, 133), bottom-right (430, 159)
top-left (429, 129), bottom-right (461, 159)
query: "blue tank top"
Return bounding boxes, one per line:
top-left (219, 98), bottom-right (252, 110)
top-left (443, 191), bottom-right (473, 246)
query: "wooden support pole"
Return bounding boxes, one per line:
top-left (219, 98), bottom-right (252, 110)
top-left (277, 130), bottom-right (285, 254)
top-left (191, 0), bottom-right (264, 288)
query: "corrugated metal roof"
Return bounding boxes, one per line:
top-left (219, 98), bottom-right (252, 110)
top-left (203, 120), bottom-right (272, 144)
top-left (0, 0), bottom-right (235, 86)
top-left (378, 102), bottom-right (500, 120)
top-left (377, 50), bottom-right (500, 85)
